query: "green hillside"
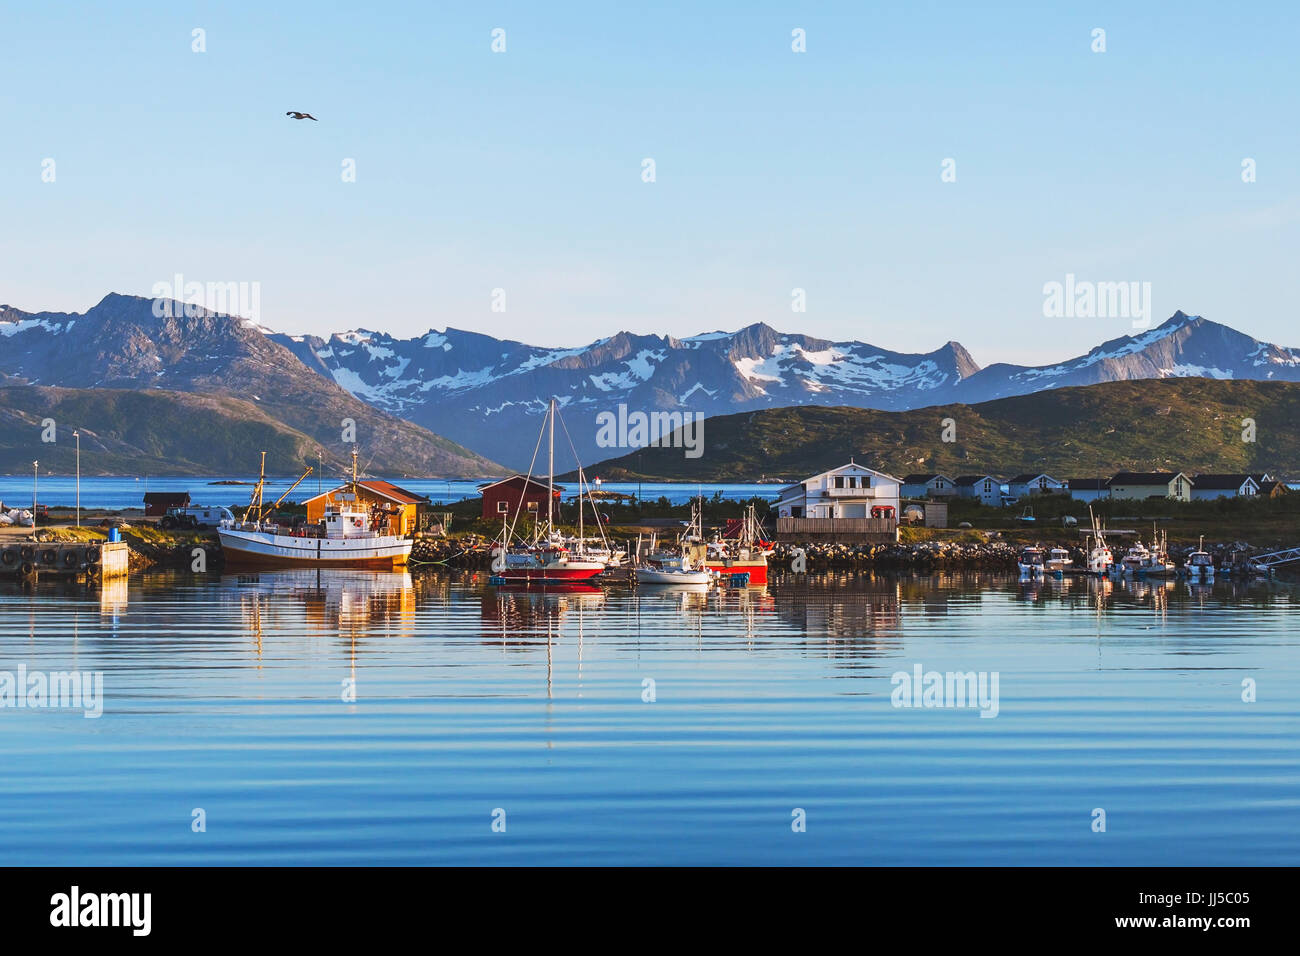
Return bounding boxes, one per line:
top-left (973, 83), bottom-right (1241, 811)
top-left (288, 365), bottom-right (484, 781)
top-left (0, 386), bottom-right (499, 477)
top-left (577, 378), bottom-right (1298, 481)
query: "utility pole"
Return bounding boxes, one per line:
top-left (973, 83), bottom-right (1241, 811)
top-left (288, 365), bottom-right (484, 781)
top-left (73, 430), bottom-right (80, 528)
top-left (32, 460), bottom-right (38, 516)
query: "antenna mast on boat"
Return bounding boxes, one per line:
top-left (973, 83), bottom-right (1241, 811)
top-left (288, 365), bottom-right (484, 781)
top-left (247, 451), bottom-right (268, 525)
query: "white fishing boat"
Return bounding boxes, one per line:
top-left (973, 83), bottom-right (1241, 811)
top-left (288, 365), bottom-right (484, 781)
top-left (1184, 536), bottom-right (1215, 580)
top-left (219, 452), bottom-right (412, 570)
top-left (1137, 528), bottom-right (1176, 576)
top-left (1119, 541), bottom-right (1150, 576)
top-left (1018, 545), bottom-right (1047, 576)
top-left (1085, 506), bottom-right (1114, 575)
top-left (1046, 547), bottom-right (1072, 576)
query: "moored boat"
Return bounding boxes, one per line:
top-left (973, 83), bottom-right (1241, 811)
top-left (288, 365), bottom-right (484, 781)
top-left (634, 561), bottom-right (713, 586)
top-left (1184, 536), bottom-right (1215, 580)
top-left (1084, 506), bottom-right (1114, 575)
top-left (1017, 545), bottom-right (1047, 576)
top-left (219, 452), bottom-right (412, 570)
top-left (487, 398), bottom-right (609, 586)
top-left (700, 503), bottom-right (769, 585)
top-left (1046, 547), bottom-right (1073, 576)
top-left (1119, 541), bottom-right (1150, 576)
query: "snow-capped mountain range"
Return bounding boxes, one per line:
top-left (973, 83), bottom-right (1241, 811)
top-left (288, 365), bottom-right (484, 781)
top-left (3, 295), bottom-right (1299, 470)
top-left (269, 311), bottom-right (1300, 467)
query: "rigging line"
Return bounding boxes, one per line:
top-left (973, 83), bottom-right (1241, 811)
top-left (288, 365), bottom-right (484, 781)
top-left (504, 410), bottom-right (548, 547)
top-left (554, 407), bottom-right (613, 551)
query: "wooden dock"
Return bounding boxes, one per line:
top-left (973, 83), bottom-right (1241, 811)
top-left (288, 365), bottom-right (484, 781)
top-left (774, 516), bottom-right (899, 544)
top-left (0, 540), bottom-right (129, 581)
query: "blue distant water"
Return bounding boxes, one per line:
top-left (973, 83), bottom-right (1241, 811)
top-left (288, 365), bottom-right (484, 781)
top-left (0, 570), bottom-right (1296, 866)
top-left (0, 475), bottom-right (780, 510)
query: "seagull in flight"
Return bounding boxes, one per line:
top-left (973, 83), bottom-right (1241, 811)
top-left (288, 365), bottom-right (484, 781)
top-left (285, 111), bottom-right (318, 121)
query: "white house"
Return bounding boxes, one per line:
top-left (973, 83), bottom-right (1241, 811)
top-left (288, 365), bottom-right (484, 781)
top-left (1007, 473), bottom-right (1064, 499)
top-left (775, 461), bottom-right (902, 519)
top-left (1190, 474), bottom-right (1260, 500)
top-left (900, 474), bottom-right (956, 499)
top-left (953, 475), bottom-right (1001, 507)
top-left (1108, 472), bottom-right (1192, 502)
top-left (1064, 478), bottom-right (1110, 503)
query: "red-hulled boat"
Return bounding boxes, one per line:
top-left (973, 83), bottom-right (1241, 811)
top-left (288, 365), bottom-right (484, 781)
top-left (700, 504), bottom-right (770, 586)
top-left (491, 544), bottom-right (605, 584)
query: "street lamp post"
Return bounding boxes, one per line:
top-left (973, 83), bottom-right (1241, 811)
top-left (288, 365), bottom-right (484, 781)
top-left (33, 460), bottom-right (38, 517)
top-left (73, 430), bottom-right (80, 528)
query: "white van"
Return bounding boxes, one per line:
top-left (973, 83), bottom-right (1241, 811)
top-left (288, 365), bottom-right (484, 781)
top-left (161, 505), bottom-right (236, 529)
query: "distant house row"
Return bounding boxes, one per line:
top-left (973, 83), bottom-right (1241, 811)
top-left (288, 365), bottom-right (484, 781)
top-left (900, 471), bottom-right (1288, 504)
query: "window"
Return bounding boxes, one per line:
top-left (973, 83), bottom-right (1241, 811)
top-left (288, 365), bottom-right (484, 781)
top-left (497, 500), bottom-right (509, 513)
top-left (983, 480), bottom-right (992, 493)
top-left (526, 500), bottom-right (538, 511)
top-left (834, 476), bottom-right (844, 488)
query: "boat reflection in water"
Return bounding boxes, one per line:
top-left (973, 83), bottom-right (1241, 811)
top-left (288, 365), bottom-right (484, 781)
top-left (223, 570), bottom-right (416, 638)
top-left (480, 583), bottom-right (604, 637)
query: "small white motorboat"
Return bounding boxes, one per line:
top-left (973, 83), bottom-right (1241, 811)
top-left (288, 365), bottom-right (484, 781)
top-left (1046, 547), bottom-right (1072, 576)
top-left (1184, 536), bottom-right (1215, 580)
top-left (635, 556), bottom-right (713, 586)
top-left (1018, 546), bottom-right (1047, 577)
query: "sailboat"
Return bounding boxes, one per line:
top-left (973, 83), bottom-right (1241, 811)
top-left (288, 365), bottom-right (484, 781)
top-left (489, 398), bottom-right (606, 585)
top-left (218, 451), bottom-right (412, 570)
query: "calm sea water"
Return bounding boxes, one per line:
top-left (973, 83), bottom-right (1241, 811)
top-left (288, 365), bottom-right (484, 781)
top-left (0, 571), bottom-right (1295, 866)
top-left (0, 475), bottom-right (779, 510)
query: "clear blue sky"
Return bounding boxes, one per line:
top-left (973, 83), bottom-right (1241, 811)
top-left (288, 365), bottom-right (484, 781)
top-left (3, 1), bottom-right (1297, 365)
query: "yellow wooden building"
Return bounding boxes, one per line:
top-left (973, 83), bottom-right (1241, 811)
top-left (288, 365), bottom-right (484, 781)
top-left (300, 480), bottom-right (427, 536)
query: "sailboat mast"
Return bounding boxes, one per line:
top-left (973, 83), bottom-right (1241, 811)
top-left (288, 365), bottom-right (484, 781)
top-left (547, 397), bottom-right (555, 535)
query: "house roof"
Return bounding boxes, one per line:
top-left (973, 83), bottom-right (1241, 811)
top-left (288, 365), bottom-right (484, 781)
top-left (302, 479), bottom-right (429, 506)
top-left (1109, 471), bottom-right (1183, 484)
top-left (1065, 478), bottom-right (1109, 490)
top-left (143, 491), bottom-right (190, 504)
top-left (1259, 480), bottom-right (1288, 495)
top-left (1008, 473), bottom-right (1058, 485)
top-left (954, 474), bottom-right (998, 486)
top-left (477, 474), bottom-right (563, 495)
top-left (362, 480), bottom-right (429, 504)
top-left (1191, 474), bottom-right (1257, 490)
top-left (902, 473), bottom-right (949, 484)
top-left (796, 461), bottom-right (902, 486)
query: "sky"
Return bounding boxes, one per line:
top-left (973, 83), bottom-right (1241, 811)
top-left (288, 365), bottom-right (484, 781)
top-left (2, 1), bottom-right (1298, 366)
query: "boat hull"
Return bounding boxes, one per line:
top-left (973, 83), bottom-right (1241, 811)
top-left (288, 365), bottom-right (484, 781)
top-left (703, 558), bottom-right (768, 585)
top-left (635, 568), bottom-right (712, 586)
top-left (493, 565), bottom-right (605, 584)
top-left (219, 529), bottom-right (411, 570)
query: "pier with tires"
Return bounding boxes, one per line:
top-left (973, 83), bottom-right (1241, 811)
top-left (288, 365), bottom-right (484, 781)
top-left (0, 540), bottom-right (129, 581)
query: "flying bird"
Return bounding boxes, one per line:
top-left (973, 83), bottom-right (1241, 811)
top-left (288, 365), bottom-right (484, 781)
top-left (285, 111), bottom-right (318, 121)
